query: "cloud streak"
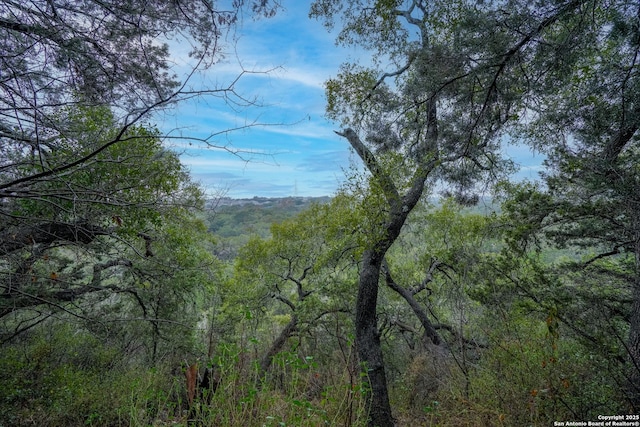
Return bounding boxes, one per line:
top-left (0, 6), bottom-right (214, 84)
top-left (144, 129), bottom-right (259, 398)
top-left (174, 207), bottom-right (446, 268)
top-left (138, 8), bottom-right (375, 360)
top-left (157, 5), bottom-right (356, 198)
top-left (163, 3), bottom-right (544, 198)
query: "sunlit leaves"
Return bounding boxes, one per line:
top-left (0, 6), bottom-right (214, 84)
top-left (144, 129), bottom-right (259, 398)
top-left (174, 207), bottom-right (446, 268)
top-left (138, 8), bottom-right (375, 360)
top-left (67, 106), bottom-right (195, 215)
top-left (325, 65), bottom-right (380, 125)
top-left (310, 0), bottom-right (408, 56)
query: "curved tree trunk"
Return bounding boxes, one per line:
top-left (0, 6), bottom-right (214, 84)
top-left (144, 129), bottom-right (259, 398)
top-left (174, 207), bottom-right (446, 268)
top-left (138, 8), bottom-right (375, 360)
top-left (259, 314), bottom-right (298, 375)
top-left (337, 127), bottom-right (437, 427)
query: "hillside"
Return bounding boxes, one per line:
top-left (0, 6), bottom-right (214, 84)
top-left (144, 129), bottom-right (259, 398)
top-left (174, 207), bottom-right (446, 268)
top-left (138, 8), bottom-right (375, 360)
top-left (205, 196), bottom-right (332, 259)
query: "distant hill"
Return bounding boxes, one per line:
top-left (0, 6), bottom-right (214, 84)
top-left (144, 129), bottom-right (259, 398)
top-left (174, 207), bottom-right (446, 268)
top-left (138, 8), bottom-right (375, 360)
top-left (203, 195), bottom-right (499, 260)
top-left (207, 196), bottom-right (332, 208)
top-left (204, 196), bottom-right (331, 260)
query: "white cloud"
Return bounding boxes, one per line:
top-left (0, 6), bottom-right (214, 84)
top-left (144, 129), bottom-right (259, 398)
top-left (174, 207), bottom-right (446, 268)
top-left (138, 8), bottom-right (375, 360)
top-left (267, 66), bottom-right (329, 89)
top-left (182, 154), bottom-right (296, 173)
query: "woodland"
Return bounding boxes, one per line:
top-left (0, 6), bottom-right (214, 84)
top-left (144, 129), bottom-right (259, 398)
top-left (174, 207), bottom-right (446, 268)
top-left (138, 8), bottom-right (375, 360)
top-left (1, 0), bottom-right (639, 426)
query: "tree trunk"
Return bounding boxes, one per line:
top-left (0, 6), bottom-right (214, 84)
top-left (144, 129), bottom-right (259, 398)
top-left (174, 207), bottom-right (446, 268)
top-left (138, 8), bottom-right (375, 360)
top-left (356, 249), bottom-right (394, 427)
top-left (259, 315), bottom-right (297, 375)
top-left (354, 214), bottom-right (420, 427)
top-left (336, 127), bottom-right (436, 427)
top-left (628, 235), bottom-right (640, 410)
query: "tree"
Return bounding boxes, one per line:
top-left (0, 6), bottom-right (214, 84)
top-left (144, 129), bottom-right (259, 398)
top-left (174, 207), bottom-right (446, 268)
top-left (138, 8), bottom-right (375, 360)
top-left (0, 0), bottom-right (280, 342)
top-left (384, 199), bottom-right (494, 348)
top-left (0, 0), bottom-right (280, 268)
top-left (0, 202), bottom-right (223, 424)
top-left (373, 200), bottom-right (498, 412)
top-left (0, 0), bottom-right (280, 162)
top-left (0, 105), bottom-right (216, 347)
top-left (232, 200), bottom-right (357, 376)
top-left (310, 0), bottom-right (590, 424)
top-left (495, 0), bottom-right (640, 408)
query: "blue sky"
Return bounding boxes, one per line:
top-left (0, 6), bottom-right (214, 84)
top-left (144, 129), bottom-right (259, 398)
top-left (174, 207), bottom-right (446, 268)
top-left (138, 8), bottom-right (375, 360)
top-left (161, 3), bottom-right (543, 199)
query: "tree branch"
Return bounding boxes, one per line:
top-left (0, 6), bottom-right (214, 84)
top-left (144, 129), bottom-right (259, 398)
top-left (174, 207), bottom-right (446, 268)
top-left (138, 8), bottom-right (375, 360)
top-left (382, 259), bottom-right (442, 345)
top-left (336, 128), bottom-right (402, 211)
top-left (0, 221), bottom-right (110, 254)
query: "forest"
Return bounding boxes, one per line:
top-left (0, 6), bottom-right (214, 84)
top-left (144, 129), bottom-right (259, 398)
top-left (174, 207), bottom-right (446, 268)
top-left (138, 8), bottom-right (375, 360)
top-left (1, 0), bottom-right (639, 426)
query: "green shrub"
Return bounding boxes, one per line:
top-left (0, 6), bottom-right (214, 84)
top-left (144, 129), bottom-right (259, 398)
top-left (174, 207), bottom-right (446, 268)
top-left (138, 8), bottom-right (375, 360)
top-left (0, 325), bottom-right (180, 427)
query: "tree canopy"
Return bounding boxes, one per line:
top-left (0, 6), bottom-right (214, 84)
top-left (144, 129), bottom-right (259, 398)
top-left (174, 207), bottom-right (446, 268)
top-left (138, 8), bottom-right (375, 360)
top-left (0, 0), bottom-right (281, 337)
top-left (311, 0), bottom-right (640, 424)
top-left (0, 0), bottom-right (280, 233)
top-left (2, 1), bottom-right (640, 425)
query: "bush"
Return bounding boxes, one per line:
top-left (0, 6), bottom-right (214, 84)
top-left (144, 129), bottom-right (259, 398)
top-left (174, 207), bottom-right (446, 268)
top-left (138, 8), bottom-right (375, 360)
top-left (0, 325), bottom-right (180, 427)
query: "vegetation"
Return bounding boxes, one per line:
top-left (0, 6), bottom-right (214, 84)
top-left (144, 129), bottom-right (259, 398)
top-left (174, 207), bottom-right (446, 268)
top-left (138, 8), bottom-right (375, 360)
top-left (207, 197), bottom-right (331, 259)
top-left (1, 0), bottom-right (639, 426)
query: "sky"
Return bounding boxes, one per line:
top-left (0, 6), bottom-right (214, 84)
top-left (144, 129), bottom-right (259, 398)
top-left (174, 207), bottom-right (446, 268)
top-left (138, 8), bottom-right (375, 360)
top-left (161, 2), bottom-right (544, 199)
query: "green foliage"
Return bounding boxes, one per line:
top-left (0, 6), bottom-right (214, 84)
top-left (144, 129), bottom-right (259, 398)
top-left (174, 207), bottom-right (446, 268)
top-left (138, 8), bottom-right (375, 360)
top-left (464, 311), bottom-right (626, 425)
top-left (0, 104), bottom-right (215, 358)
top-left (4, 1), bottom-right (639, 423)
top-left (311, 0), bottom-right (408, 55)
top-left (2, 194), bottom-right (634, 425)
top-left (325, 65), bottom-right (379, 124)
top-left (206, 197), bottom-right (330, 260)
top-left (181, 344), bottom-right (368, 427)
top-left (225, 197), bottom-right (359, 356)
top-left (0, 325), bottom-right (179, 427)
top-left (11, 104), bottom-right (202, 232)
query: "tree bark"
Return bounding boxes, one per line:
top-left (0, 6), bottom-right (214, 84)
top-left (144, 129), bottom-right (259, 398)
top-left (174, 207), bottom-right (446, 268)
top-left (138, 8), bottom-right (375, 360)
top-left (600, 122), bottom-right (640, 410)
top-left (628, 232), bottom-right (640, 410)
top-left (337, 128), bottom-right (437, 427)
top-left (258, 314), bottom-right (298, 375)
top-left (0, 259), bottom-right (134, 319)
top-left (355, 249), bottom-right (394, 427)
top-left (0, 221), bottom-right (109, 254)
top-left (383, 260), bottom-right (443, 346)
top-left (629, 280), bottom-right (640, 409)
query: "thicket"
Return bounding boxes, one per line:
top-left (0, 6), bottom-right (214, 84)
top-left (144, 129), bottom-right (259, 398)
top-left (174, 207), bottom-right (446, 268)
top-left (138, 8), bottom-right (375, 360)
top-left (0, 197), bottom-right (632, 426)
top-left (1, 0), bottom-right (638, 425)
